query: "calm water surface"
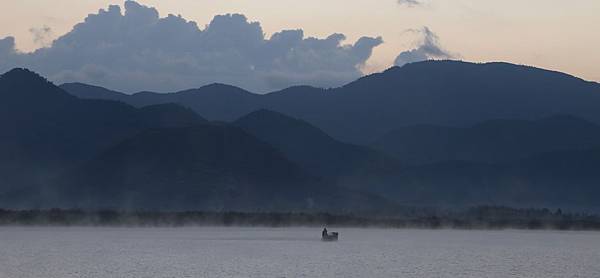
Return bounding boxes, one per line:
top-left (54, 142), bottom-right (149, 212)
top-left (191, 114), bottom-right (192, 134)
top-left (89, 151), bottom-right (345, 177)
top-left (0, 227), bottom-right (598, 277)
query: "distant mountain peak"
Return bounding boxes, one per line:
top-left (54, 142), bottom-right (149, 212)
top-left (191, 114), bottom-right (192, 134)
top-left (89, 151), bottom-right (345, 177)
top-left (372, 60), bottom-right (586, 82)
top-left (194, 83), bottom-right (253, 94)
top-left (1, 68), bottom-right (75, 101)
top-left (201, 83), bottom-right (241, 89)
top-left (2, 67), bottom-right (39, 77)
top-left (1, 68), bottom-right (50, 84)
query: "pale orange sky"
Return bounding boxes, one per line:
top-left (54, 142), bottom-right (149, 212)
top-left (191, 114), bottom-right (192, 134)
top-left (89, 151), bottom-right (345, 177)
top-left (1, 0), bottom-right (599, 81)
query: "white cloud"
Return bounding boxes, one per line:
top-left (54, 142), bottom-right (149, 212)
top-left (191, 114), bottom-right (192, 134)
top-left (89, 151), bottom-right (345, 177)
top-left (0, 1), bottom-right (383, 93)
top-left (397, 0), bottom-right (423, 7)
top-left (29, 25), bottom-right (53, 47)
top-left (394, 27), bottom-right (456, 67)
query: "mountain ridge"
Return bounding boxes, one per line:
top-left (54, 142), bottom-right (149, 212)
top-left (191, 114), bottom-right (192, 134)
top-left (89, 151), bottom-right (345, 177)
top-left (4, 64), bottom-right (600, 211)
top-left (0, 69), bottom-right (393, 211)
top-left (372, 114), bottom-right (600, 164)
top-left (60, 60), bottom-right (600, 143)
top-left (234, 109), bottom-right (400, 179)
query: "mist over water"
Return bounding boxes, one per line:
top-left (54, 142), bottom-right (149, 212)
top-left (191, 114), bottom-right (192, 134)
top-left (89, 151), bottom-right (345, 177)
top-left (1, 227), bottom-right (598, 278)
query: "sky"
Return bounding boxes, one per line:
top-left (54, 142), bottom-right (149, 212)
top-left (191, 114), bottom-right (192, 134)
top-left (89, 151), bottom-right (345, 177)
top-left (0, 0), bottom-right (599, 93)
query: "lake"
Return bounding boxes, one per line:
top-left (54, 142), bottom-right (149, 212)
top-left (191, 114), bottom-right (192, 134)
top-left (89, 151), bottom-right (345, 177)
top-left (0, 227), bottom-right (598, 277)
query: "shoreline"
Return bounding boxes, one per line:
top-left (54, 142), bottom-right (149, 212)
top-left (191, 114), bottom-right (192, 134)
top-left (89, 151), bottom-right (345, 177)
top-left (2, 208), bottom-right (600, 231)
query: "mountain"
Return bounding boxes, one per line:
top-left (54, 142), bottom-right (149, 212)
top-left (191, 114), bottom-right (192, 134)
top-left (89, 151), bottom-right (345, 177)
top-left (0, 68), bottom-right (206, 196)
top-left (61, 82), bottom-right (262, 121)
top-left (372, 115), bottom-right (600, 164)
top-left (61, 60), bottom-right (600, 144)
top-left (6, 66), bottom-right (600, 212)
top-left (53, 125), bottom-right (390, 211)
top-left (137, 103), bottom-right (207, 127)
top-left (0, 68), bottom-right (389, 211)
top-left (59, 82), bottom-right (131, 102)
top-left (233, 109), bottom-right (399, 179)
top-left (378, 148), bottom-right (600, 211)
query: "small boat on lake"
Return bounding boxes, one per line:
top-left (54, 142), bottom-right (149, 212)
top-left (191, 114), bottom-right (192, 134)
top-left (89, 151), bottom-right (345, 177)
top-left (322, 232), bottom-right (339, 241)
top-left (321, 228), bottom-right (339, 241)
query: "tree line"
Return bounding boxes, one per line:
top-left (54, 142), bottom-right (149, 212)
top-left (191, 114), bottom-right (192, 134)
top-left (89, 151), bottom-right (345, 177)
top-left (1, 206), bottom-right (599, 230)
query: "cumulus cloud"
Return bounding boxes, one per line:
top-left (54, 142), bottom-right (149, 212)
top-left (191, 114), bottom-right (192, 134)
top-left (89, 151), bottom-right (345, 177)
top-left (0, 36), bottom-right (16, 54)
top-left (397, 0), bottom-right (423, 7)
top-left (29, 26), bottom-right (53, 47)
top-left (0, 1), bottom-right (382, 93)
top-left (394, 27), bottom-right (456, 67)
top-left (0, 36), bottom-right (18, 65)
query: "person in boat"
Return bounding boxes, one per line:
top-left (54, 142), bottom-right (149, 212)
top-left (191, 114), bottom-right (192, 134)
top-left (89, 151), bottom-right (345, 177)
top-left (322, 227), bottom-right (328, 237)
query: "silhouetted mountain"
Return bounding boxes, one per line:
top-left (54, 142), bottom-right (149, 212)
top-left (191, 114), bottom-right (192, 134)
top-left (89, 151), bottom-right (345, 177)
top-left (53, 125), bottom-right (390, 211)
top-left (138, 103), bottom-right (207, 127)
top-left (233, 109), bottom-right (399, 179)
top-left (0, 69), bottom-right (389, 211)
top-left (6, 66), bottom-right (600, 212)
top-left (372, 115), bottom-right (600, 164)
top-left (62, 82), bottom-right (261, 121)
top-left (0, 68), bottom-right (206, 197)
top-left (359, 148), bottom-right (600, 211)
top-left (62, 60), bottom-right (600, 143)
top-left (59, 82), bottom-right (131, 102)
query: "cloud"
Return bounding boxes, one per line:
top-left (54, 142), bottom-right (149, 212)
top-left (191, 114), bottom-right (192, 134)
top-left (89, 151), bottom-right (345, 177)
top-left (397, 0), bottom-right (423, 7)
top-left (0, 1), bottom-right (382, 93)
top-left (29, 26), bottom-right (53, 47)
top-left (0, 36), bottom-right (16, 54)
top-left (394, 27), bottom-right (456, 67)
top-left (0, 36), bottom-right (18, 64)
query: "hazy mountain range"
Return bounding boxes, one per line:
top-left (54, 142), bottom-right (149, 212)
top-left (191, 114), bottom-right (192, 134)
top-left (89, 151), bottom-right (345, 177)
top-left (2, 60), bottom-right (600, 212)
top-left (372, 115), bottom-right (600, 164)
top-left (62, 60), bottom-right (600, 144)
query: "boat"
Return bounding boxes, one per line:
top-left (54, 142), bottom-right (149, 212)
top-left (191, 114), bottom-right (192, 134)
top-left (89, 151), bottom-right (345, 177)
top-left (321, 231), bottom-right (339, 241)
